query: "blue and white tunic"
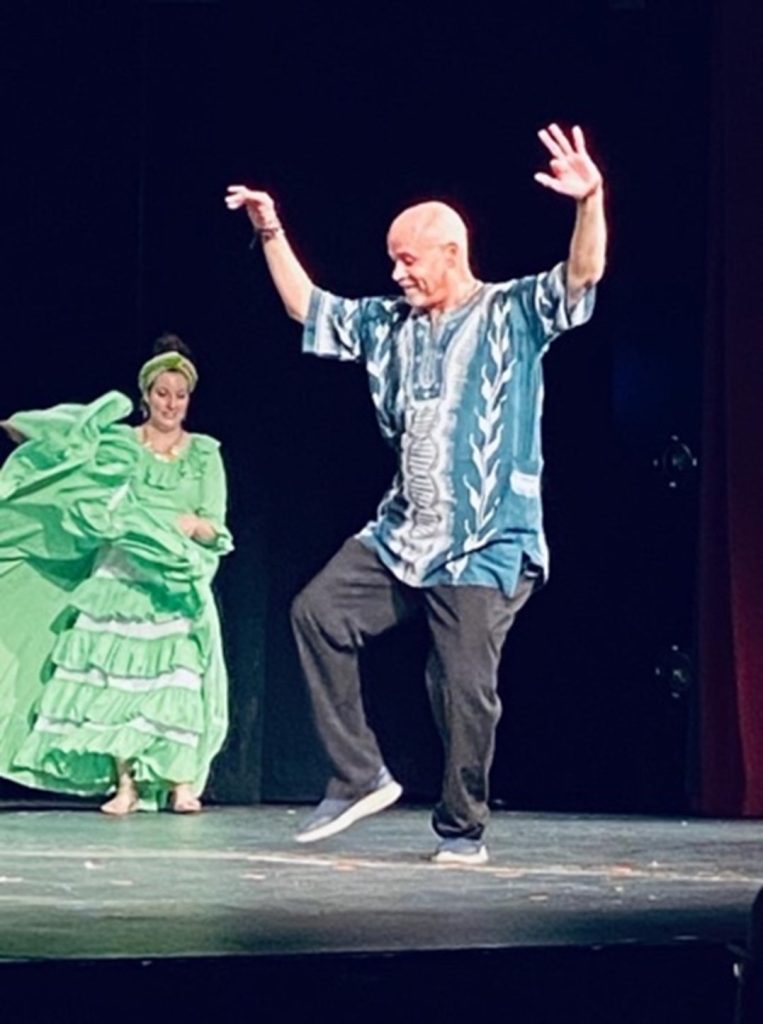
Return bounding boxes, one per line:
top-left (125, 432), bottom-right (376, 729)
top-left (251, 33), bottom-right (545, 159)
top-left (303, 262), bottom-right (595, 596)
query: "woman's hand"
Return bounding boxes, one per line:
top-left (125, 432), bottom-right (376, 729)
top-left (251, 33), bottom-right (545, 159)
top-left (0, 420), bottom-right (26, 444)
top-left (176, 514), bottom-right (218, 542)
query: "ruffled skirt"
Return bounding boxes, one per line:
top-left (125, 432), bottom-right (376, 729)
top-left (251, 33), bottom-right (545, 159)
top-left (12, 548), bottom-right (211, 805)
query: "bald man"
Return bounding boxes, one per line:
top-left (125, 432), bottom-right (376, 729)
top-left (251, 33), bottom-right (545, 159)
top-left (227, 124), bottom-right (606, 863)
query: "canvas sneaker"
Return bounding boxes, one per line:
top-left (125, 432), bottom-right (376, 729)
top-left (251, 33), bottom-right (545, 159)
top-left (295, 767), bottom-right (402, 844)
top-left (431, 837), bottom-right (489, 865)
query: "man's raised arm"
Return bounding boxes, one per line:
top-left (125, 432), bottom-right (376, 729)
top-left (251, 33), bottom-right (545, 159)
top-left (534, 124), bottom-right (607, 306)
top-left (225, 187), bottom-right (314, 324)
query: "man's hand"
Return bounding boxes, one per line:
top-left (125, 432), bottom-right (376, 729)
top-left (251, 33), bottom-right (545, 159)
top-left (224, 184), bottom-right (313, 323)
top-left (534, 124), bottom-right (602, 201)
top-left (225, 186), bottom-right (281, 231)
top-left (535, 124), bottom-right (607, 297)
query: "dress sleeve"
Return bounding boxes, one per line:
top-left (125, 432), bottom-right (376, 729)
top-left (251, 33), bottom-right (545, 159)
top-left (505, 262), bottom-right (596, 357)
top-left (0, 391), bottom-right (135, 503)
top-left (193, 438), bottom-right (233, 555)
top-left (6, 391), bottom-right (132, 446)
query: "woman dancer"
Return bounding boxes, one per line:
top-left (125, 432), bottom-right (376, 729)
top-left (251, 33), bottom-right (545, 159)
top-left (0, 336), bottom-right (232, 813)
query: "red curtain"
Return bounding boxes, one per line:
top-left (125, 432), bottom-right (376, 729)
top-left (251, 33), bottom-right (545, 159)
top-left (699, 0), bottom-right (763, 815)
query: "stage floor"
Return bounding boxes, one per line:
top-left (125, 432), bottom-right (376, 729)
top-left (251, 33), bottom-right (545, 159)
top-left (0, 804), bottom-right (761, 961)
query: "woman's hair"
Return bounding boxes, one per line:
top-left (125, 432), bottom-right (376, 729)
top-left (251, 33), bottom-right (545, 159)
top-left (138, 333), bottom-right (198, 419)
top-left (152, 332), bottom-right (194, 361)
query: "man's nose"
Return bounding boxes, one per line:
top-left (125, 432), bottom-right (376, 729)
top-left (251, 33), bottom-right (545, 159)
top-left (392, 261), bottom-right (404, 282)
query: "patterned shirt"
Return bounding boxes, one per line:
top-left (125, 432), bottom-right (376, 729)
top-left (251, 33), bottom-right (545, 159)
top-left (303, 262), bottom-right (595, 596)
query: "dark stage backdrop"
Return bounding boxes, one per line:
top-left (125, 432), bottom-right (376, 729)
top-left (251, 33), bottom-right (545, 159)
top-left (0, 1), bottom-right (712, 812)
top-left (698, 0), bottom-right (763, 817)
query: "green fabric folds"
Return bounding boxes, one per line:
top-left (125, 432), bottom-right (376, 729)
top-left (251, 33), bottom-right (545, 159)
top-left (0, 391), bottom-right (233, 808)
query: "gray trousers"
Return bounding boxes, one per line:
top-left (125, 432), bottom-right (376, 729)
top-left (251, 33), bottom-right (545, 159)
top-left (290, 538), bottom-right (534, 840)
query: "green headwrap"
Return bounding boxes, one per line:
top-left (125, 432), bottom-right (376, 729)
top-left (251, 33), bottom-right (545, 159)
top-left (138, 352), bottom-right (198, 397)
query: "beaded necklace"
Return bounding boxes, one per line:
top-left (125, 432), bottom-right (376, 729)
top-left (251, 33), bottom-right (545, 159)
top-left (138, 425), bottom-right (188, 462)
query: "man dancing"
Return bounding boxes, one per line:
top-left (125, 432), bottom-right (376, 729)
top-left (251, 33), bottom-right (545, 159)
top-left (226, 123), bottom-right (606, 864)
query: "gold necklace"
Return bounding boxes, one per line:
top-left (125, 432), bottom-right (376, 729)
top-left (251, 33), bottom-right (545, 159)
top-left (140, 425), bottom-right (186, 461)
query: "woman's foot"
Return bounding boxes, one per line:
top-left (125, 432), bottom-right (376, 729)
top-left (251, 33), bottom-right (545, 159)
top-left (100, 762), bottom-right (138, 816)
top-left (100, 783), bottom-right (138, 816)
top-left (170, 784), bottom-right (202, 814)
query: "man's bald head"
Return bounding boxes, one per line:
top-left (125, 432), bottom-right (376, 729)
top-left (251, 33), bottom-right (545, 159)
top-left (386, 200), bottom-right (477, 315)
top-left (387, 201), bottom-right (470, 256)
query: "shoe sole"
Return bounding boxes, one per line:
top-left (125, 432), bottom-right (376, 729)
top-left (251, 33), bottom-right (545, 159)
top-left (431, 848), bottom-right (489, 866)
top-left (295, 780), bottom-right (403, 844)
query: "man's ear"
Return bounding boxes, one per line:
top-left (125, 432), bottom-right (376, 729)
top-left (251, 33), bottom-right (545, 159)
top-left (444, 241), bottom-right (459, 265)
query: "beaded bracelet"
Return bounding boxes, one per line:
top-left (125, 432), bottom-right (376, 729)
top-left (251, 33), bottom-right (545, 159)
top-left (257, 222), bottom-right (284, 242)
top-left (249, 221), bottom-right (283, 249)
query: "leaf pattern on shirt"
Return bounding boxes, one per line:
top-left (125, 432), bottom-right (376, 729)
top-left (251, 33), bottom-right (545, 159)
top-left (449, 297), bottom-right (516, 580)
top-left (364, 304), bottom-right (402, 444)
top-left (366, 323), bottom-right (391, 411)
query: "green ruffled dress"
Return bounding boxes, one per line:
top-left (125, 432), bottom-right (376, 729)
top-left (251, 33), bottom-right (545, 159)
top-left (0, 391), bottom-right (233, 808)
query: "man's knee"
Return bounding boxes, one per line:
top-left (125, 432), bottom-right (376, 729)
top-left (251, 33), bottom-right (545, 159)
top-left (290, 583), bottom-right (321, 633)
top-left (290, 581), bottom-right (356, 648)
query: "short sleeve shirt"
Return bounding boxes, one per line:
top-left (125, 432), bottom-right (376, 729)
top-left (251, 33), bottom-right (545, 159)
top-left (303, 262), bottom-right (595, 596)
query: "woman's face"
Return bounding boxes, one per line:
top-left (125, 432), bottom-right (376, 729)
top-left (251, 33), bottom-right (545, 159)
top-left (146, 371), bottom-right (190, 432)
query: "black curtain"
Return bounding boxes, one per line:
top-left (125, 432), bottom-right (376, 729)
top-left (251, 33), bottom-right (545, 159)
top-left (698, 0), bottom-right (763, 816)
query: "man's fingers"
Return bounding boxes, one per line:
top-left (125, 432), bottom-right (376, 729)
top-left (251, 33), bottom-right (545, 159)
top-left (224, 186), bottom-right (248, 209)
top-left (225, 185), bottom-right (252, 201)
top-left (225, 185), bottom-right (273, 204)
top-left (534, 172), bottom-right (567, 193)
top-left (538, 128), bottom-right (564, 159)
top-left (548, 123), bottom-right (575, 155)
top-left (572, 125), bottom-right (588, 154)
top-left (536, 125), bottom-right (600, 196)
